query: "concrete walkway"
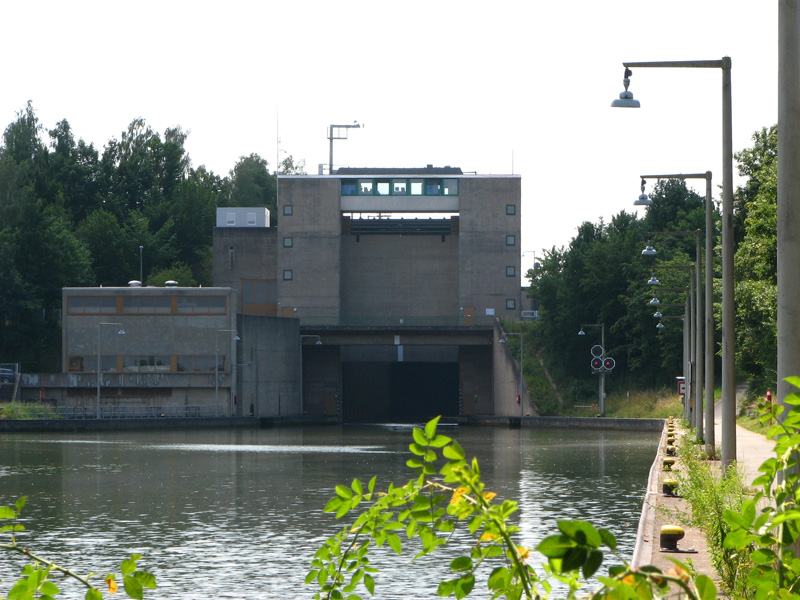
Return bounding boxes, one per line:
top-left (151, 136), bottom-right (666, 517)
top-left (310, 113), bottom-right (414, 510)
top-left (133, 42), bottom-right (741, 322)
top-left (632, 391), bottom-right (776, 594)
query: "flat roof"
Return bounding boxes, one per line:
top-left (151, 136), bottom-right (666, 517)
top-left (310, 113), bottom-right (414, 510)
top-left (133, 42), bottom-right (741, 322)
top-left (334, 166), bottom-right (463, 176)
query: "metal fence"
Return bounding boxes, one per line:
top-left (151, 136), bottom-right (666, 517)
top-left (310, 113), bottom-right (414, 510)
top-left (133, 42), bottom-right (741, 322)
top-left (56, 405), bottom-right (217, 419)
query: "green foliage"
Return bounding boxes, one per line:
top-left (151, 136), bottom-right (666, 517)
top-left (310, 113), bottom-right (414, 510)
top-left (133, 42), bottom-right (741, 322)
top-left (0, 497), bottom-right (156, 599)
top-left (675, 442), bottom-right (751, 597)
top-left (0, 102), bottom-right (305, 366)
top-left (309, 416), bottom-right (715, 599)
top-left (722, 377), bottom-right (800, 599)
top-left (733, 126), bottom-right (778, 396)
top-left (0, 403), bottom-right (62, 420)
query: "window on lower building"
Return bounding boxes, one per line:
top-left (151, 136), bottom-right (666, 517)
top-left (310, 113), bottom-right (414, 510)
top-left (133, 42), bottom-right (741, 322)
top-left (283, 270), bottom-right (293, 281)
top-left (283, 205), bottom-right (293, 216)
top-left (506, 266), bottom-right (516, 277)
top-left (283, 237), bottom-right (293, 248)
top-left (506, 299), bottom-right (516, 310)
top-left (506, 204), bottom-right (516, 215)
top-left (506, 234), bottom-right (516, 246)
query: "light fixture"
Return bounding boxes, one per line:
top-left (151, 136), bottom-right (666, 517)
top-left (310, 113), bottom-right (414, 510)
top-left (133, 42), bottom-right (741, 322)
top-left (656, 320), bottom-right (665, 330)
top-left (577, 328), bottom-right (586, 336)
top-left (647, 272), bottom-right (661, 286)
top-left (634, 178), bottom-right (652, 206)
top-left (611, 68), bottom-right (640, 108)
top-left (649, 296), bottom-right (661, 306)
top-left (653, 310), bottom-right (663, 319)
top-left (642, 240), bottom-right (657, 256)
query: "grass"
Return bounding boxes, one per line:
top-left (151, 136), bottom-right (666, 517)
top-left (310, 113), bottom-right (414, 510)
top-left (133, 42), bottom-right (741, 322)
top-left (601, 387), bottom-right (684, 419)
top-left (0, 403), bottom-right (62, 420)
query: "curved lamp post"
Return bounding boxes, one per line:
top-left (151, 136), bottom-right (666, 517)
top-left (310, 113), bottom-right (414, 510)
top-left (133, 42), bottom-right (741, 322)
top-left (613, 58), bottom-right (735, 469)
top-left (653, 289), bottom-right (692, 421)
top-left (638, 174), bottom-right (715, 455)
top-left (216, 329), bottom-right (240, 417)
top-left (654, 264), bottom-right (702, 439)
top-left (644, 230), bottom-right (704, 441)
top-left (578, 323), bottom-right (606, 416)
top-left (97, 323), bottom-right (125, 419)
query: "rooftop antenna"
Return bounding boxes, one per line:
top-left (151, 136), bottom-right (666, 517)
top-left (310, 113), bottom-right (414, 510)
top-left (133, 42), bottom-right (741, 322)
top-left (328, 122), bottom-right (361, 174)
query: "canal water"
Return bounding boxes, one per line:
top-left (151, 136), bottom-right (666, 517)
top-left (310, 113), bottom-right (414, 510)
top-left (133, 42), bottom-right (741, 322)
top-left (0, 425), bottom-right (658, 599)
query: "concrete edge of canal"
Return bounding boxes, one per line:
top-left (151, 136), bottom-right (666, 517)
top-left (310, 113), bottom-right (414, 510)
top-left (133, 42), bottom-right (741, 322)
top-left (0, 415), bottom-right (666, 432)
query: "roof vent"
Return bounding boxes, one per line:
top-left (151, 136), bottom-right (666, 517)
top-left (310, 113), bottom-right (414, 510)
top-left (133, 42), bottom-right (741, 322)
top-left (165, 280), bottom-right (179, 287)
top-left (128, 280), bottom-right (142, 287)
top-left (427, 164), bottom-right (433, 169)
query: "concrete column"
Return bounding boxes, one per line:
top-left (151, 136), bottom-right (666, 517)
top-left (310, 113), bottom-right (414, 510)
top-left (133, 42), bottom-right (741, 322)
top-left (778, 0), bottom-right (800, 419)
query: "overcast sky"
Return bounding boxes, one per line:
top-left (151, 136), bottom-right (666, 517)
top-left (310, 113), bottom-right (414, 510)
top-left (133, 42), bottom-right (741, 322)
top-left (1, 1), bottom-right (778, 271)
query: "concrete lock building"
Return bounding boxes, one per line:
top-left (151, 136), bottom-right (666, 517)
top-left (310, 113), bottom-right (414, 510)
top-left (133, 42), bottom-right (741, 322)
top-left (21, 165), bottom-right (529, 421)
top-left (214, 166), bottom-right (529, 421)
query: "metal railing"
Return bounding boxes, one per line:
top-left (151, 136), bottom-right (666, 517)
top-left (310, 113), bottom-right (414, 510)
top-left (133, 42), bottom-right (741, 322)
top-left (297, 315), bottom-right (498, 327)
top-left (56, 405), bottom-right (218, 419)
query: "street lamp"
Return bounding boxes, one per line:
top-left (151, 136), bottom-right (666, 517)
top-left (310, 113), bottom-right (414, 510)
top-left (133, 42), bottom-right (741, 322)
top-left (644, 230), bottom-right (704, 441)
top-left (613, 57), bottom-right (735, 469)
top-left (638, 173), bottom-right (715, 455)
top-left (578, 323), bottom-right (606, 416)
top-left (215, 329), bottom-right (240, 417)
top-left (499, 332), bottom-right (524, 419)
top-left (327, 122), bottom-right (361, 174)
top-left (653, 261), bottom-right (703, 439)
top-left (97, 322), bottom-right (125, 419)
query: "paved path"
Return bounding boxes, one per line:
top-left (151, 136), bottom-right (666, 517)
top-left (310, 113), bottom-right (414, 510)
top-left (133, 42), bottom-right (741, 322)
top-left (632, 387), bottom-right (776, 595)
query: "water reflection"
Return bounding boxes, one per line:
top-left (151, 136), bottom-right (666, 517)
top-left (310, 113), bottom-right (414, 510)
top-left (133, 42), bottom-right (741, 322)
top-left (0, 426), bottom-right (657, 599)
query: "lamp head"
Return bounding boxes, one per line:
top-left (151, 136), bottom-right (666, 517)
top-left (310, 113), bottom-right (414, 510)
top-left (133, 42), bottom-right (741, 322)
top-left (642, 240), bottom-right (657, 256)
top-left (647, 273), bottom-right (661, 286)
top-left (578, 328), bottom-right (586, 336)
top-left (656, 320), bottom-right (665, 330)
top-left (611, 68), bottom-right (640, 108)
top-left (649, 296), bottom-right (661, 306)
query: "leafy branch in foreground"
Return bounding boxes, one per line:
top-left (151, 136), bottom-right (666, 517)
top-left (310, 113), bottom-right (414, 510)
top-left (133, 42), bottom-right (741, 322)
top-left (721, 376), bottom-right (800, 599)
top-left (307, 416), bottom-right (714, 600)
top-left (1, 497), bottom-right (156, 600)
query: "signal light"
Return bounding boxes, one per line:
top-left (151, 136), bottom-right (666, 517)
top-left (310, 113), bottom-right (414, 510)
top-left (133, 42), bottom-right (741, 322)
top-left (603, 357), bottom-right (616, 371)
top-left (591, 357), bottom-right (603, 371)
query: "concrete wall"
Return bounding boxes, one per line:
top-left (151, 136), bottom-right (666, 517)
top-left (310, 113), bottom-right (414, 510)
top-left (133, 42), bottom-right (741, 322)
top-left (458, 177), bottom-right (521, 320)
top-left (302, 345), bottom-right (341, 417)
top-left (238, 315), bottom-right (301, 418)
top-left (277, 177), bottom-right (342, 322)
top-left (459, 346), bottom-right (493, 415)
top-left (492, 321), bottom-right (533, 417)
top-left (59, 287), bottom-right (238, 414)
top-left (340, 233), bottom-right (459, 323)
top-left (213, 227), bottom-right (277, 304)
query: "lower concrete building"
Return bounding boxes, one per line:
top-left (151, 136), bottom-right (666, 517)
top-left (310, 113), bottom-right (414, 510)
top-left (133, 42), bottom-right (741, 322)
top-left (22, 285), bottom-right (240, 417)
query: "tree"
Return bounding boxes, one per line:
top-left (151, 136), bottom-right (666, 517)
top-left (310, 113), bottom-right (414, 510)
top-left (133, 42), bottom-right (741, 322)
top-left (229, 153), bottom-right (276, 214)
top-left (733, 126), bottom-right (778, 395)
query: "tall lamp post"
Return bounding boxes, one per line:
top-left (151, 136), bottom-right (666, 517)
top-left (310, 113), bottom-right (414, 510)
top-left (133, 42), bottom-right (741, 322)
top-left (638, 174), bottom-right (715, 454)
top-left (215, 329), bottom-right (240, 417)
top-left (653, 268), bottom-right (700, 436)
top-left (645, 228), bottom-right (704, 441)
top-left (97, 322), bottom-right (125, 419)
top-left (613, 57), bottom-right (736, 469)
top-left (327, 123), bottom-right (361, 174)
top-left (499, 332), bottom-right (524, 419)
top-left (778, 1), bottom-right (800, 433)
top-left (578, 323), bottom-right (606, 416)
